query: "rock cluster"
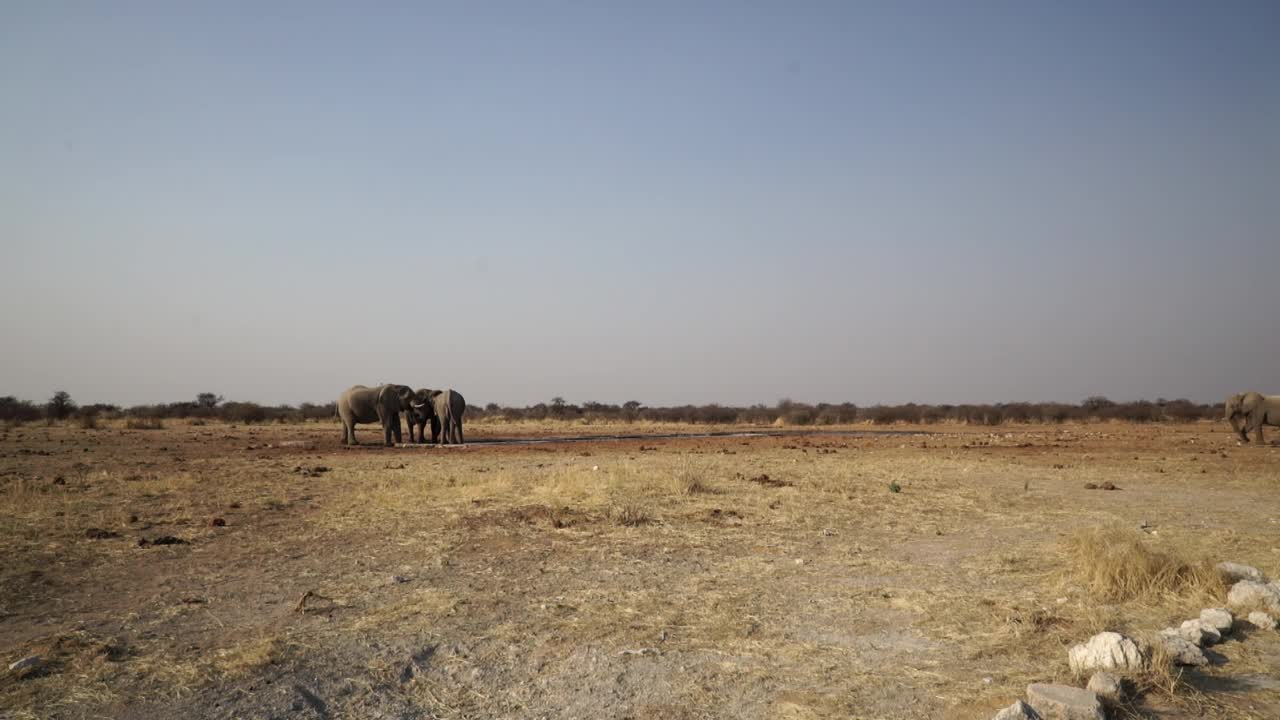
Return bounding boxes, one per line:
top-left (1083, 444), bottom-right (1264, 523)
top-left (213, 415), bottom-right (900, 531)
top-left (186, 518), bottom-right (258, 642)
top-left (990, 560), bottom-right (1279, 719)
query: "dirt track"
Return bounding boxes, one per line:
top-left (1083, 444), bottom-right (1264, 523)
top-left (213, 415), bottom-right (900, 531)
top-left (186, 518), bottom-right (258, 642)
top-left (1, 421), bottom-right (1278, 719)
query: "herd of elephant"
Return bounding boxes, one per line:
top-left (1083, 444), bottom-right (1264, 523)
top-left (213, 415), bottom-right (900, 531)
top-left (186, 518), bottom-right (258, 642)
top-left (335, 385), bottom-right (1276, 449)
top-left (1225, 391), bottom-right (1280, 444)
top-left (337, 384), bottom-right (465, 447)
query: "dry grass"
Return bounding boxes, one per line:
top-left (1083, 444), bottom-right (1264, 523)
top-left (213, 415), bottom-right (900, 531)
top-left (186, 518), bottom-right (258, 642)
top-left (2, 421), bottom-right (1278, 719)
top-left (1061, 526), bottom-right (1226, 603)
top-left (610, 503), bottom-right (653, 526)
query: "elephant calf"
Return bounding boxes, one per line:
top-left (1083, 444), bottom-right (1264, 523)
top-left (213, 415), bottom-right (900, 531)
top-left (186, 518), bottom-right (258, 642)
top-left (338, 384), bottom-right (413, 447)
top-left (1225, 391), bottom-right (1280, 444)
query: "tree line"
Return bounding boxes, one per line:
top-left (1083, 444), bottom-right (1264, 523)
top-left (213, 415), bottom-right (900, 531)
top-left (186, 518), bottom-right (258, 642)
top-left (0, 392), bottom-right (1224, 427)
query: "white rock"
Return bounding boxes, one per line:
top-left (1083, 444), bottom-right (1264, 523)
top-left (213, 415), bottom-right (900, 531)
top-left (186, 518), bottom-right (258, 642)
top-left (992, 699), bottom-right (1041, 720)
top-left (1025, 683), bottom-right (1105, 720)
top-left (1217, 562), bottom-right (1266, 583)
top-left (1246, 611), bottom-right (1277, 630)
top-left (7, 655), bottom-right (40, 673)
top-left (1199, 608), bottom-right (1234, 634)
top-left (1086, 671), bottom-right (1123, 701)
top-left (1159, 635), bottom-right (1208, 666)
top-left (1178, 619), bottom-right (1222, 646)
top-left (1227, 580), bottom-right (1280, 613)
top-left (1067, 631), bottom-right (1146, 673)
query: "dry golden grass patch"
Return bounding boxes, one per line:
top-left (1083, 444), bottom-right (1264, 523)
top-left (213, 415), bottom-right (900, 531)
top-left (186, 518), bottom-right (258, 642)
top-left (1061, 526), bottom-right (1226, 604)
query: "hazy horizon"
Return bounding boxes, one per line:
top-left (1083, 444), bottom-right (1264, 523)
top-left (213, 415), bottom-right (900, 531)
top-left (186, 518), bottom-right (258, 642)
top-left (4, 2), bottom-right (1278, 409)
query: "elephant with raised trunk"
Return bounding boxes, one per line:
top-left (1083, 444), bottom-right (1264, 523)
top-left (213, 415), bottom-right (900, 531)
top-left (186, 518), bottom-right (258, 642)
top-left (338, 384), bottom-right (414, 446)
top-left (1225, 391), bottom-right (1280, 444)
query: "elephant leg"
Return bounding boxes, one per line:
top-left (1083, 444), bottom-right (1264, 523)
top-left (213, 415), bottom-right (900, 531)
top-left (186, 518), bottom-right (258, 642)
top-left (1229, 416), bottom-right (1248, 442)
top-left (431, 416), bottom-right (442, 445)
top-left (392, 414), bottom-right (403, 445)
top-left (344, 420), bottom-right (358, 445)
top-left (455, 420), bottom-right (464, 445)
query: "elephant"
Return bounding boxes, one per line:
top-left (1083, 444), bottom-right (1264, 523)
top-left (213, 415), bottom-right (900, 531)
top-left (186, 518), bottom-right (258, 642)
top-left (1225, 391), bottom-right (1280, 444)
top-left (430, 388), bottom-right (466, 445)
top-left (405, 388), bottom-right (437, 444)
top-left (337, 384), bottom-right (414, 446)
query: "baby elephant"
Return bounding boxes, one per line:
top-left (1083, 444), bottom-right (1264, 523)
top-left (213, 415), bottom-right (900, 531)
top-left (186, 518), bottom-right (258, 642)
top-left (406, 388), bottom-right (466, 445)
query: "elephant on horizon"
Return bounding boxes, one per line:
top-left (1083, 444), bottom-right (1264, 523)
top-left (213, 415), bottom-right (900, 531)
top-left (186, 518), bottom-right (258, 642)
top-left (405, 388), bottom-right (437, 444)
top-left (430, 388), bottom-right (466, 445)
top-left (1225, 391), bottom-right (1280, 444)
top-left (338, 384), bottom-right (413, 446)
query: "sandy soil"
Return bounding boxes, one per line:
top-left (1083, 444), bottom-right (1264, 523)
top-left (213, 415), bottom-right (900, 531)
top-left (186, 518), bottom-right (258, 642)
top-left (1, 420), bottom-right (1278, 719)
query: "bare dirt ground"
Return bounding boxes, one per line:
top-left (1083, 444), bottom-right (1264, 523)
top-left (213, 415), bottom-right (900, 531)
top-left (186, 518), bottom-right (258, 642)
top-left (2, 420), bottom-right (1278, 719)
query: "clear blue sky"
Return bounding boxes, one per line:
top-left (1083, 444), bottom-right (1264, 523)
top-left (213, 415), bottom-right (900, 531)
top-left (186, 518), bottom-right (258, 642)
top-left (3, 2), bottom-right (1277, 407)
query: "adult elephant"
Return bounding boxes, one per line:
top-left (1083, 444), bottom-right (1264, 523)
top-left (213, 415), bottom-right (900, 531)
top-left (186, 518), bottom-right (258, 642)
top-left (1225, 391), bottom-right (1280, 444)
top-left (405, 388), bottom-right (437, 444)
top-left (430, 389), bottom-right (466, 445)
top-left (338, 384), bottom-right (413, 446)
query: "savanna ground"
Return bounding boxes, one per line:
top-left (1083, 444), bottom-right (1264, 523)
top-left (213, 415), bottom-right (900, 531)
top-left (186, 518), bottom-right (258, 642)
top-left (1, 419), bottom-right (1278, 719)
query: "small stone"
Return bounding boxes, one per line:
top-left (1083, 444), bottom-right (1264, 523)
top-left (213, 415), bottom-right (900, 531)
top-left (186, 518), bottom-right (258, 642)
top-left (1246, 611), bottom-right (1277, 630)
top-left (1067, 631), bottom-right (1146, 673)
top-left (1178, 619), bottom-right (1221, 646)
top-left (393, 575), bottom-right (409, 584)
top-left (1160, 635), bottom-right (1208, 666)
top-left (1086, 671), bottom-right (1123, 701)
top-left (7, 655), bottom-right (40, 673)
top-left (992, 699), bottom-right (1041, 720)
top-left (1227, 580), bottom-right (1280, 613)
top-left (1199, 608), bottom-right (1234, 634)
top-left (1025, 683), bottom-right (1104, 720)
top-left (1217, 562), bottom-right (1266, 584)
top-left (209, 517), bottom-right (226, 528)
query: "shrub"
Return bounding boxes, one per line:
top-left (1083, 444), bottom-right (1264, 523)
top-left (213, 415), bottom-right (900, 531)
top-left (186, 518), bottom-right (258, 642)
top-left (611, 504), bottom-right (652, 527)
top-left (0, 396), bottom-right (42, 425)
top-left (126, 417), bottom-right (164, 430)
top-left (219, 402), bottom-right (268, 424)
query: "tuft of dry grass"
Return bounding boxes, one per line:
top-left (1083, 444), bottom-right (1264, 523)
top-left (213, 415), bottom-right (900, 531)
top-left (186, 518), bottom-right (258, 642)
top-left (611, 503), bottom-right (653, 526)
top-left (674, 472), bottom-right (715, 495)
top-left (125, 417), bottom-right (164, 430)
top-left (210, 636), bottom-right (293, 679)
top-left (1061, 527), bottom-right (1225, 603)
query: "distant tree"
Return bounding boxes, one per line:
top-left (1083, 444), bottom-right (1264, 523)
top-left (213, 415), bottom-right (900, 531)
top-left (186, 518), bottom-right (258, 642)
top-left (196, 392), bottom-right (223, 409)
top-left (623, 400), bottom-right (643, 412)
top-left (0, 396), bottom-right (42, 424)
top-left (45, 391), bottom-right (77, 420)
top-left (551, 397), bottom-right (566, 415)
top-left (485, 402), bottom-right (500, 413)
top-left (1082, 396), bottom-right (1115, 413)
